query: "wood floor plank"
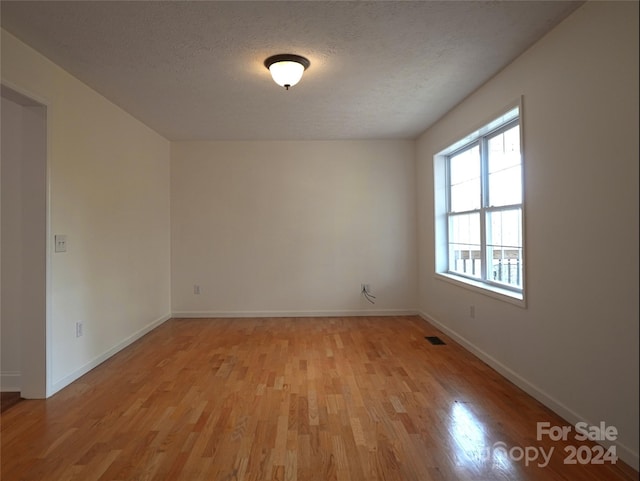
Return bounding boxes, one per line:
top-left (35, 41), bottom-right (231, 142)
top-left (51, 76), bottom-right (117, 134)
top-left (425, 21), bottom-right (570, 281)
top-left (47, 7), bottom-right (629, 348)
top-left (0, 392), bottom-right (22, 413)
top-left (1, 316), bottom-right (637, 481)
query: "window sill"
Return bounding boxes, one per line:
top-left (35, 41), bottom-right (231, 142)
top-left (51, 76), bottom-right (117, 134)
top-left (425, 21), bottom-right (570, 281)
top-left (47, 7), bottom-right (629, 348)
top-left (435, 272), bottom-right (526, 308)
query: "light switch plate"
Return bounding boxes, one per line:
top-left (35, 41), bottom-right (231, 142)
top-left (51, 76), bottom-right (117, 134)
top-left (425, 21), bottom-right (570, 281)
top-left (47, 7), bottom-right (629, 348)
top-left (55, 234), bottom-right (67, 253)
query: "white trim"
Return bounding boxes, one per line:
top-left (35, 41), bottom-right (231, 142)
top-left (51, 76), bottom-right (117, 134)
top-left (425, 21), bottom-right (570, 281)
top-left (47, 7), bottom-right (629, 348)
top-left (417, 311), bottom-right (639, 471)
top-left (438, 105), bottom-right (520, 157)
top-left (49, 313), bottom-right (171, 395)
top-left (45, 97), bottom-right (54, 398)
top-left (435, 272), bottom-right (525, 307)
top-left (432, 98), bottom-right (524, 156)
top-left (172, 309), bottom-right (418, 319)
top-left (0, 79), bottom-right (51, 108)
top-left (1, 372), bottom-right (21, 392)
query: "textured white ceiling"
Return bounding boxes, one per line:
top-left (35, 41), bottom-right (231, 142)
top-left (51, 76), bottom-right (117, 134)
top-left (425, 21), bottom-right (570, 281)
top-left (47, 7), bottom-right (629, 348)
top-left (1, 1), bottom-right (582, 141)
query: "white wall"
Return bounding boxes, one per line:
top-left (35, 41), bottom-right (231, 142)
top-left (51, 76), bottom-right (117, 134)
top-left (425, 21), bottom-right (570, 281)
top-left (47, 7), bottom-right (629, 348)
top-left (171, 140), bottom-right (417, 316)
top-left (416, 1), bottom-right (639, 469)
top-left (1, 30), bottom-right (172, 395)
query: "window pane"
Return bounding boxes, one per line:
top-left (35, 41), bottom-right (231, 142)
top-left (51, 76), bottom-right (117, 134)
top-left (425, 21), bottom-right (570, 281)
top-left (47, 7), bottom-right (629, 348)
top-left (451, 181), bottom-right (481, 212)
top-left (448, 213), bottom-right (481, 278)
top-left (488, 125), bottom-right (521, 206)
top-left (488, 166), bottom-right (521, 206)
top-left (449, 146), bottom-right (480, 212)
top-left (486, 208), bottom-right (523, 288)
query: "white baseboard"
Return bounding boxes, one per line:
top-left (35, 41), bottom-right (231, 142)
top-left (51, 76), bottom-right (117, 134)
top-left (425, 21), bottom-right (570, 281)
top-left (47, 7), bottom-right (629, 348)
top-left (1, 371), bottom-right (21, 392)
top-left (418, 311), bottom-right (639, 471)
top-left (171, 309), bottom-right (418, 318)
top-left (50, 313), bottom-right (172, 395)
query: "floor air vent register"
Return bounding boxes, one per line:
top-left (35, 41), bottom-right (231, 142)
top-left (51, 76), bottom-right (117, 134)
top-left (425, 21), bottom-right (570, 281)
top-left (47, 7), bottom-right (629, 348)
top-left (425, 336), bottom-right (446, 345)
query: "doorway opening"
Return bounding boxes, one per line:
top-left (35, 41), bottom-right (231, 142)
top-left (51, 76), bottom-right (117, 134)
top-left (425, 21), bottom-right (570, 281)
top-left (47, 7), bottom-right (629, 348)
top-left (1, 84), bottom-right (49, 399)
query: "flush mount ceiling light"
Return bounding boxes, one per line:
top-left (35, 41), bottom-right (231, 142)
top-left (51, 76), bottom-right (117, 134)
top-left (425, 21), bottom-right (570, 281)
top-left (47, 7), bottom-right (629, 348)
top-left (264, 54), bottom-right (310, 90)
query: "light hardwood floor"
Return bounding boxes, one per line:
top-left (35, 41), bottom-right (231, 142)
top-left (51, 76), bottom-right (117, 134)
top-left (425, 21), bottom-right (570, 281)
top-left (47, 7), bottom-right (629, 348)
top-left (1, 316), bottom-right (637, 481)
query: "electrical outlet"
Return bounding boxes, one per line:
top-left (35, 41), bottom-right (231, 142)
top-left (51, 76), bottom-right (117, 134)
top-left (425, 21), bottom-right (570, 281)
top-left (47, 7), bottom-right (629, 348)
top-left (469, 305), bottom-right (475, 319)
top-left (193, 284), bottom-right (201, 295)
top-left (75, 321), bottom-right (84, 338)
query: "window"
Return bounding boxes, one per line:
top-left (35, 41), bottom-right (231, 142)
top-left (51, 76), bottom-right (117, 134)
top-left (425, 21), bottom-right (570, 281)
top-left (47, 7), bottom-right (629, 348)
top-left (434, 104), bottom-right (524, 302)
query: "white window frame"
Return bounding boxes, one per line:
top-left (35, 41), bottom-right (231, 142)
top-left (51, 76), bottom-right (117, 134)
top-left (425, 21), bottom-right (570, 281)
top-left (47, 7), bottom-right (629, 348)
top-left (433, 100), bottom-right (526, 306)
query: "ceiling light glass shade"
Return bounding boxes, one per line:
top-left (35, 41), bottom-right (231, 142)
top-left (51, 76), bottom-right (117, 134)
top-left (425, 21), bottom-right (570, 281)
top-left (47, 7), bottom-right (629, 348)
top-left (264, 54), bottom-right (310, 90)
top-left (269, 61), bottom-right (305, 89)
